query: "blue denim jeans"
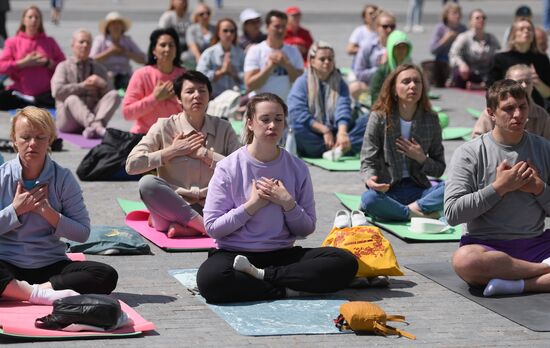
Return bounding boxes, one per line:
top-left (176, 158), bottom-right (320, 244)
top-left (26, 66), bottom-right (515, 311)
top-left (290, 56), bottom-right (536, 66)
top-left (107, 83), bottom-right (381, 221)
top-left (360, 178), bottom-right (445, 221)
top-left (295, 114), bottom-right (369, 158)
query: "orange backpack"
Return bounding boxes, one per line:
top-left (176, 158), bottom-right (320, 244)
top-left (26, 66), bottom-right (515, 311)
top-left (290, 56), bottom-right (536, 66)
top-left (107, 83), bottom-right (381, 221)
top-left (334, 301), bottom-right (415, 340)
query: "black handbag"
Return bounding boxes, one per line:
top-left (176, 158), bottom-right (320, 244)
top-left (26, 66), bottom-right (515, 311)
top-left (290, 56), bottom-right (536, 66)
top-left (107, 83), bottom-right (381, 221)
top-left (35, 294), bottom-right (122, 330)
top-left (76, 128), bottom-right (143, 181)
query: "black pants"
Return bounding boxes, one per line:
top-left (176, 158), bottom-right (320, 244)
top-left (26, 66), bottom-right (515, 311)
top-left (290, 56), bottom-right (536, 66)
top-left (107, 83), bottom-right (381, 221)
top-left (196, 246), bottom-right (358, 303)
top-left (0, 89), bottom-right (56, 111)
top-left (0, 259), bottom-right (118, 295)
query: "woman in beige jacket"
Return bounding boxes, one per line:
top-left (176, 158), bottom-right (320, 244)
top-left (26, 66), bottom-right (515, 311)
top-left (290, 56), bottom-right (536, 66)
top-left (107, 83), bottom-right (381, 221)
top-left (126, 71), bottom-right (240, 237)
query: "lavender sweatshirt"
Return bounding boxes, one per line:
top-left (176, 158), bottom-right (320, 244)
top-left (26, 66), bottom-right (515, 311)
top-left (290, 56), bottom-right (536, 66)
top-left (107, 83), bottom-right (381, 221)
top-left (203, 146), bottom-right (316, 252)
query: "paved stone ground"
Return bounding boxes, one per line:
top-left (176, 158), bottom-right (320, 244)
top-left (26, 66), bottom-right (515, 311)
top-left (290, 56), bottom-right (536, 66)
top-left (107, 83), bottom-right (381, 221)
top-left (1, 0), bottom-right (550, 346)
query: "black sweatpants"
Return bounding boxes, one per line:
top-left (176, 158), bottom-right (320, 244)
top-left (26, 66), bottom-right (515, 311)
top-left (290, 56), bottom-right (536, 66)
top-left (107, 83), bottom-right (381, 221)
top-left (196, 246), bottom-right (358, 303)
top-left (0, 89), bottom-right (56, 110)
top-left (0, 259), bottom-right (118, 295)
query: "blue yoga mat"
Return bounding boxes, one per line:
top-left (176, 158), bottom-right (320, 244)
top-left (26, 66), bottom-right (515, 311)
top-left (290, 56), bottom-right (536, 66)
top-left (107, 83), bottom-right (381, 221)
top-left (169, 269), bottom-right (348, 336)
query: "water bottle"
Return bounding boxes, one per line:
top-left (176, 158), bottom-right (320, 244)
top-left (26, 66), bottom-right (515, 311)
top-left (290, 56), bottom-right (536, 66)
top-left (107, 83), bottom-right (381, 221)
top-left (285, 128), bottom-right (297, 156)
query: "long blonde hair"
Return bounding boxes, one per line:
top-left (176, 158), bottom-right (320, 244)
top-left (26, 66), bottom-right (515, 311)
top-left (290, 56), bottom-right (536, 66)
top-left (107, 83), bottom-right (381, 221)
top-left (307, 41), bottom-right (341, 124)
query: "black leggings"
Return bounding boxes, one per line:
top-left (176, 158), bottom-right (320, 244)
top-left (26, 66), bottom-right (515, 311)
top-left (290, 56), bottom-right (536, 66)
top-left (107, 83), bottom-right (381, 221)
top-left (0, 89), bottom-right (55, 111)
top-left (0, 259), bottom-right (118, 295)
top-left (196, 246), bottom-right (358, 303)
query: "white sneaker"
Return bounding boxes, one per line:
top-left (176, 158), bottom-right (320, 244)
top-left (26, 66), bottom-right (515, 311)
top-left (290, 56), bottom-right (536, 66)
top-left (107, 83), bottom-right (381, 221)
top-left (351, 210), bottom-right (368, 227)
top-left (322, 146), bottom-right (343, 162)
top-left (333, 210), bottom-right (351, 229)
top-left (412, 25), bottom-right (424, 33)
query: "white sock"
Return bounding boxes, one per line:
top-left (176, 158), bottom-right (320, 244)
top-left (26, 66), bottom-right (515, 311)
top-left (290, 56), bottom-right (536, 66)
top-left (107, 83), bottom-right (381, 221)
top-left (483, 279), bottom-right (524, 297)
top-left (29, 285), bottom-right (80, 305)
top-left (542, 257), bottom-right (550, 267)
top-left (285, 288), bottom-right (301, 297)
top-left (233, 255), bottom-right (265, 280)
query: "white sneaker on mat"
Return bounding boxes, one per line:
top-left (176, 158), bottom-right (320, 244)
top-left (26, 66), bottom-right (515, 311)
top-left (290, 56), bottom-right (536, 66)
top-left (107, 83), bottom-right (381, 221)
top-left (322, 146), bottom-right (343, 162)
top-left (351, 210), bottom-right (368, 227)
top-left (333, 210), bottom-right (351, 228)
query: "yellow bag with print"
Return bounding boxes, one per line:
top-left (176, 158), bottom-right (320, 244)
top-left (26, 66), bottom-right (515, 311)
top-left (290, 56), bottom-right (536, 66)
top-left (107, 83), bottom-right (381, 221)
top-left (322, 226), bottom-right (403, 277)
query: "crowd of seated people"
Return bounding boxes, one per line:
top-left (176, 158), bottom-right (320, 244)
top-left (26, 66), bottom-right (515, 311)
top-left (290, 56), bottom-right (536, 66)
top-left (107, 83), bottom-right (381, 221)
top-left (2, 1), bottom-right (550, 309)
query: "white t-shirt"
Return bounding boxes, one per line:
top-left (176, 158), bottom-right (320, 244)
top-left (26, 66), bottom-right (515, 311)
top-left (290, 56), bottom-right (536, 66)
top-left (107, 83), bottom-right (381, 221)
top-left (348, 25), bottom-right (377, 46)
top-left (244, 41), bottom-right (304, 101)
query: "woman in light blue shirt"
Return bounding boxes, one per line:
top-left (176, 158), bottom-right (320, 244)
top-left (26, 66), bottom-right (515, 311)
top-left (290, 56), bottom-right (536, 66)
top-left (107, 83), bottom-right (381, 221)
top-left (197, 18), bottom-right (245, 98)
top-left (0, 107), bottom-right (117, 305)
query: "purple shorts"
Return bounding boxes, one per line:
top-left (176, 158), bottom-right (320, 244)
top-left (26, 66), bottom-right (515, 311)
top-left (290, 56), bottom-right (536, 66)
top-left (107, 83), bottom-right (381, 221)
top-left (460, 229), bottom-right (550, 263)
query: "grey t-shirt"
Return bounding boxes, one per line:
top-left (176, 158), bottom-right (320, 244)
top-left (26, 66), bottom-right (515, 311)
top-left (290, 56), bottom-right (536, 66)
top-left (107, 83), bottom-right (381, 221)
top-left (444, 132), bottom-right (550, 240)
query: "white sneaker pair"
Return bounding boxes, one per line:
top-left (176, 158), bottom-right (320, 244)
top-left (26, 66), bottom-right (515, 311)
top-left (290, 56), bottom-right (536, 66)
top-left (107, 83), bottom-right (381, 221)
top-left (322, 146), bottom-right (343, 162)
top-left (333, 210), bottom-right (368, 228)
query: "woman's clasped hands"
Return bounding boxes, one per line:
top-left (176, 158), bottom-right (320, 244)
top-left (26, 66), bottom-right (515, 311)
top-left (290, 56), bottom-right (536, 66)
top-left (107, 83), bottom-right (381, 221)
top-left (13, 182), bottom-right (51, 217)
top-left (245, 177), bottom-right (296, 215)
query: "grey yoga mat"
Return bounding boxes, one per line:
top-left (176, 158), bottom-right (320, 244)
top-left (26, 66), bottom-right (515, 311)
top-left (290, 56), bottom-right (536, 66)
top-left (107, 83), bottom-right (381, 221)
top-left (406, 262), bottom-right (550, 332)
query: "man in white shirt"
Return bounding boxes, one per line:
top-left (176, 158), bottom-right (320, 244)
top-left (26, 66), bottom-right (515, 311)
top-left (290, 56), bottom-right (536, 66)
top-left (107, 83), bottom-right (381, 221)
top-left (244, 10), bottom-right (304, 101)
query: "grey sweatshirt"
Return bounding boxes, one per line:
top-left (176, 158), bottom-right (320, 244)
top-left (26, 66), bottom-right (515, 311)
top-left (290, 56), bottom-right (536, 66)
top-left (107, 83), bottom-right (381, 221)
top-left (444, 132), bottom-right (550, 240)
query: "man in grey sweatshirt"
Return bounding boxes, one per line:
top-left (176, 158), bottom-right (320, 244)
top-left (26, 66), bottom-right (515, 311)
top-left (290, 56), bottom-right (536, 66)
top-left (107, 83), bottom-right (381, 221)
top-left (445, 79), bottom-right (550, 297)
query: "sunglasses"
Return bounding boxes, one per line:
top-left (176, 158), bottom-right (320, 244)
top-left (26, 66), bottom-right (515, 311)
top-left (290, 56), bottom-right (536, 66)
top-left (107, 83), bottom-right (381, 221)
top-left (474, 15), bottom-right (487, 20)
top-left (380, 24), bottom-right (396, 30)
top-left (197, 11), bottom-right (210, 17)
top-left (222, 29), bottom-right (236, 34)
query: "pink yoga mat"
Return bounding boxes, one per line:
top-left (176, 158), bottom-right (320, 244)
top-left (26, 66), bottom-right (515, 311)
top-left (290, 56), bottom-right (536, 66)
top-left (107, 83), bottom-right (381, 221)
top-left (125, 210), bottom-right (216, 251)
top-left (58, 131), bottom-right (101, 149)
top-left (0, 300), bottom-right (155, 338)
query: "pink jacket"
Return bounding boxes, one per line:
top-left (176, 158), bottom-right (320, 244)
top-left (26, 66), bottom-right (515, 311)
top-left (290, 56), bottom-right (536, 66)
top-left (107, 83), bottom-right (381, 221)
top-left (122, 65), bottom-right (185, 134)
top-left (0, 31), bottom-right (65, 96)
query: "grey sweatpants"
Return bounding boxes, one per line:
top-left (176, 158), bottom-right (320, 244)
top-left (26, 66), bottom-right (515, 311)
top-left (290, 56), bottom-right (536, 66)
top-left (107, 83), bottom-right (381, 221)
top-left (56, 90), bottom-right (120, 132)
top-left (138, 175), bottom-right (201, 232)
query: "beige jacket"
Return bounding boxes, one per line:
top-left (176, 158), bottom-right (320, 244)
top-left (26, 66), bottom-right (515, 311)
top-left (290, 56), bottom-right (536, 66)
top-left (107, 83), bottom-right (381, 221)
top-left (472, 102), bottom-right (550, 139)
top-left (126, 113), bottom-right (241, 205)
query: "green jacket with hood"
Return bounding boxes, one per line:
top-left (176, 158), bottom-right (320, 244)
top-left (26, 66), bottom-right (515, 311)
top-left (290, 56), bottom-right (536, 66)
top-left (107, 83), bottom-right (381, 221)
top-left (370, 30), bottom-right (412, 105)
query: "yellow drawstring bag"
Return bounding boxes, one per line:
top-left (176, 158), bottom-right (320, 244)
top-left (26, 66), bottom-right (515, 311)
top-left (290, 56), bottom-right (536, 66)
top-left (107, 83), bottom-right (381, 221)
top-left (334, 301), bottom-right (415, 340)
top-left (322, 226), bottom-right (403, 277)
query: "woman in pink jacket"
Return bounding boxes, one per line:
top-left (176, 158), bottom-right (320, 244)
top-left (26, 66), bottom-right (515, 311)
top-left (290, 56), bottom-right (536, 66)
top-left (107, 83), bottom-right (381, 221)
top-left (122, 28), bottom-right (185, 134)
top-left (0, 6), bottom-right (65, 110)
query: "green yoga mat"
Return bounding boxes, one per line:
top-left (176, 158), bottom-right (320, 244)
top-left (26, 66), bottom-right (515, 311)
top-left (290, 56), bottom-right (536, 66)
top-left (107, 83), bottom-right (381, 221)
top-left (428, 92), bottom-right (441, 100)
top-left (442, 127), bottom-right (472, 141)
top-left (438, 112), bottom-right (449, 129)
top-left (230, 120), bottom-right (243, 134)
top-left (432, 106), bottom-right (442, 113)
top-left (117, 198), bottom-right (146, 215)
top-left (466, 107), bottom-right (482, 119)
top-left (334, 193), bottom-right (462, 242)
top-left (301, 156), bottom-right (360, 171)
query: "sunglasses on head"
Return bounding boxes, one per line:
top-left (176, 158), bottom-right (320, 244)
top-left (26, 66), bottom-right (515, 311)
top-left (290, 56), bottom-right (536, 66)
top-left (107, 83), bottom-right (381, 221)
top-left (380, 24), bottom-right (396, 30)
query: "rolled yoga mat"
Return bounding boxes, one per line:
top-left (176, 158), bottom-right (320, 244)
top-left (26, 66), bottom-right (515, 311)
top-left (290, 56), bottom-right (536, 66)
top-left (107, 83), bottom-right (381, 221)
top-left (406, 262), bottom-right (550, 332)
top-left (169, 268), bottom-right (348, 336)
top-left (334, 193), bottom-right (462, 242)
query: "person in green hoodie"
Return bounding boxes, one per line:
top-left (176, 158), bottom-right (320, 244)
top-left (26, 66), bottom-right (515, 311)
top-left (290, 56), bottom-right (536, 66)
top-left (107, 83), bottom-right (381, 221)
top-left (370, 30), bottom-right (412, 105)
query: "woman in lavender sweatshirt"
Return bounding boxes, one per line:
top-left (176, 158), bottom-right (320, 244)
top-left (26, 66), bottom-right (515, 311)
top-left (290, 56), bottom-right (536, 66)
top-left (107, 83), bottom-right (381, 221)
top-left (197, 93), bottom-right (358, 303)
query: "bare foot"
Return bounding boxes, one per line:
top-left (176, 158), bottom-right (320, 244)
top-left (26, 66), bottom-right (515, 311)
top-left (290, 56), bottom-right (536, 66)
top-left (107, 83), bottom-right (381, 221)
top-left (147, 214), bottom-right (154, 228)
top-left (408, 202), bottom-right (440, 219)
top-left (167, 223), bottom-right (202, 238)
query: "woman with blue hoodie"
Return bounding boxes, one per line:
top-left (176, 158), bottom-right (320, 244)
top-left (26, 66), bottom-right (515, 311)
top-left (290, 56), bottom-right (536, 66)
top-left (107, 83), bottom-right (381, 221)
top-left (369, 30), bottom-right (412, 105)
top-left (287, 41), bottom-right (368, 159)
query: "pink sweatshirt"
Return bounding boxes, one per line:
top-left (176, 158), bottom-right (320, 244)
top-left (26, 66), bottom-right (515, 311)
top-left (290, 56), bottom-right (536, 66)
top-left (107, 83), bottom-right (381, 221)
top-left (0, 31), bottom-right (65, 96)
top-left (122, 65), bottom-right (185, 134)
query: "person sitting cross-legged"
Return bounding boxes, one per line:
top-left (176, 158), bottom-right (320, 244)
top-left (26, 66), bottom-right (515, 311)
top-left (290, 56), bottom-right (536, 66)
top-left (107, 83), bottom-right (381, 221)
top-left (196, 93), bottom-right (358, 303)
top-left (51, 29), bottom-right (120, 139)
top-left (446, 79), bottom-right (550, 297)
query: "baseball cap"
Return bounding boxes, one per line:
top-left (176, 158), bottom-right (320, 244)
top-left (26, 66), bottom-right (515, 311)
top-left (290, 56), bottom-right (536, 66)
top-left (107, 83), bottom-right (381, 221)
top-left (286, 6), bottom-right (301, 16)
top-left (240, 8), bottom-right (261, 24)
top-left (515, 5), bottom-right (532, 17)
